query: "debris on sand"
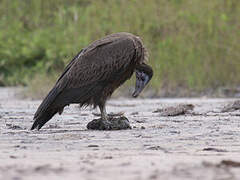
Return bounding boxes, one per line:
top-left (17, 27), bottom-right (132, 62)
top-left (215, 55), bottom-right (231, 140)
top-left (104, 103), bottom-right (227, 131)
top-left (87, 144), bottom-right (99, 148)
top-left (220, 160), bottom-right (240, 167)
top-left (131, 112), bottom-right (139, 115)
top-left (87, 116), bottom-right (131, 130)
top-left (33, 164), bottom-right (65, 174)
top-left (135, 119), bottom-right (146, 123)
top-left (92, 111), bottom-right (125, 117)
top-left (45, 124), bottom-right (62, 129)
top-left (203, 160), bottom-right (240, 168)
top-left (153, 104), bottom-right (194, 116)
top-left (9, 155), bottom-right (17, 159)
top-left (221, 100), bottom-right (240, 112)
top-left (202, 147), bottom-right (228, 152)
top-left (6, 123), bottom-right (24, 130)
top-left (146, 145), bottom-right (168, 152)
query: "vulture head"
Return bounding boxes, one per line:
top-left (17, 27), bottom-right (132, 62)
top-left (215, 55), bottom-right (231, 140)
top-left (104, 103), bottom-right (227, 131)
top-left (132, 63), bottom-right (153, 98)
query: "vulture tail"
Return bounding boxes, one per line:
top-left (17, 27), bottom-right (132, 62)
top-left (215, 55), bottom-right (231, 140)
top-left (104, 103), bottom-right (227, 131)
top-left (31, 85), bottom-right (64, 130)
top-left (31, 108), bottom-right (58, 130)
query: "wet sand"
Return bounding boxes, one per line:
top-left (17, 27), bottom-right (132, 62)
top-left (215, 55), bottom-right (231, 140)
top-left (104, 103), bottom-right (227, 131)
top-left (0, 88), bottom-right (240, 180)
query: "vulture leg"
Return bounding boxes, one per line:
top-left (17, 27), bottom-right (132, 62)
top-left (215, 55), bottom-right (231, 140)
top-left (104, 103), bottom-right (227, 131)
top-left (99, 103), bottom-right (108, 121)
top-left (97, 102), bottom-right (112, 130)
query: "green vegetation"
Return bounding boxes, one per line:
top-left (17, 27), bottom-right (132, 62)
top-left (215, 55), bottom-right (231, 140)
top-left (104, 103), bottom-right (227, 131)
top-left (0, 0), bottom-right (240, 95)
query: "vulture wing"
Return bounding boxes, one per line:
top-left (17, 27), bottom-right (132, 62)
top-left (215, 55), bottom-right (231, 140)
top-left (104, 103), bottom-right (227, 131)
top-left (31, 36), bottom-right (136, 130)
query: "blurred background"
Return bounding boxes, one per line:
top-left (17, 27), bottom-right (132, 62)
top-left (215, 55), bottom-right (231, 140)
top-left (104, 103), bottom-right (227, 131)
top-left (0, 0), bottom-right (240, 98)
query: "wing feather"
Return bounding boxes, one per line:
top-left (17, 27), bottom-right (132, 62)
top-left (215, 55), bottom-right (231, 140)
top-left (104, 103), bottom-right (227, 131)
top-left (66, 37), bottom-right (136, 89)
top-left (56, 49), bottom-right (83, 83)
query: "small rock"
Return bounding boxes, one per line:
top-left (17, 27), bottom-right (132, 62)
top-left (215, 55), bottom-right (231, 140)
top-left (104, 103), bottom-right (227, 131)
top-left (9, 155), bottom-right (17, 159)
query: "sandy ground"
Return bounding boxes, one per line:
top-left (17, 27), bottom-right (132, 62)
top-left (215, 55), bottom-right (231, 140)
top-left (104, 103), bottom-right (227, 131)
top-left (1, 87), bottom-right (240, 180)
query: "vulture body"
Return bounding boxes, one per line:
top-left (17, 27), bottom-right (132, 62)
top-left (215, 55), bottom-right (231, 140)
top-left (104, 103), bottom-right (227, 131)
top-left (31, 32), bottom-right (153, 130)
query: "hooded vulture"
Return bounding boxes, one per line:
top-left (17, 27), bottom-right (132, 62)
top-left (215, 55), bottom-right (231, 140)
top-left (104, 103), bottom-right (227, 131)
top-left (31, 32), bottom-right (153, 130)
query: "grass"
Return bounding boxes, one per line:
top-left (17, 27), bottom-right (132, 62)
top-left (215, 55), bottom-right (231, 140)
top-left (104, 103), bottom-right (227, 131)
top-left (0, 0), bottom-right (240, 97)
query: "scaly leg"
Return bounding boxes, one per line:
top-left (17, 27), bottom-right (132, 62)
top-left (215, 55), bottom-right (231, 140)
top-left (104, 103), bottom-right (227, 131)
top-left (98, 102), bottom-right (112, 130)
top-left (99, 103), bottom-right (109, 121)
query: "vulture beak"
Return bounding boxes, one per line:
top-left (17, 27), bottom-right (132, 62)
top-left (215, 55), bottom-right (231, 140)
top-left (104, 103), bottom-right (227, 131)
top-left (132, 63), bottom-right (153, 98)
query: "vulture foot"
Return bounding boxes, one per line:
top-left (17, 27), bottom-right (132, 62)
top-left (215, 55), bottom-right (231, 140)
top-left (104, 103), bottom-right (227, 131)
top-left (87, 116), bottom-right (131, 130)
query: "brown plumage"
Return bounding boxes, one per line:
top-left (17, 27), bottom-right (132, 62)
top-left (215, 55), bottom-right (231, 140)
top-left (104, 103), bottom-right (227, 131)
top-left (31, 32), bottom-right (153, 130)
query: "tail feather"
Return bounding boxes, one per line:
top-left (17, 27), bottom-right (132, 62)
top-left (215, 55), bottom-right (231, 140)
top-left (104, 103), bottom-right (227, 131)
top-left (31, 84), bottom-right (65, 130)
top-left (31, 108), bottom-right (58, 130)
top-left (31, 56), bottom-right (73, 130)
